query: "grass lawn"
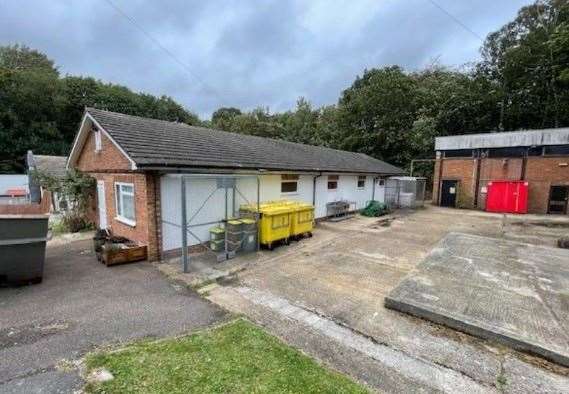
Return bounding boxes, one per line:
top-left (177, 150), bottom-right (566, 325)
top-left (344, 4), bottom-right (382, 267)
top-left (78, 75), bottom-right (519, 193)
top-left (85, 319), bottom-right (368, 394)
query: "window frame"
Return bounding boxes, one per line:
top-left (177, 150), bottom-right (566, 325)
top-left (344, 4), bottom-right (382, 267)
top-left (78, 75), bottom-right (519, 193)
top-left (280, 174), bottom-right (299, 194)
top-left (357, 175), bottom-right (366, 189)
top-left (114, 182), bottom-right (136, 226)
top-left (94, 128), bottom-right (102, 152)
top-left (543, 145), bottom-right (569, 156)
top-left (327, 175), bottom-right (338, 191)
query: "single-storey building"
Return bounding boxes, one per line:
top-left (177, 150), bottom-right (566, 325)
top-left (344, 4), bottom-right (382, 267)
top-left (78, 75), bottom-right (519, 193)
top-left (433, 128), bottom-right (569, 214)
top-left (67, 108), bottom-right (403, 260)
top-left (27, 151), bottom-right (71, 213)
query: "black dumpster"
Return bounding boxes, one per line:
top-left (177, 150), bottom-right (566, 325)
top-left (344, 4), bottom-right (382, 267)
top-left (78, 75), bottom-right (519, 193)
top-left (0, 215), bottom-right (49, 285)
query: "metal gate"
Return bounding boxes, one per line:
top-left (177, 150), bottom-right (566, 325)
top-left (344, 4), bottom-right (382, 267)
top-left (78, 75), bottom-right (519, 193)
top-left (384, 177), bottom-right (426, 209)
top-left (161, 174), bottom-right (261, 273)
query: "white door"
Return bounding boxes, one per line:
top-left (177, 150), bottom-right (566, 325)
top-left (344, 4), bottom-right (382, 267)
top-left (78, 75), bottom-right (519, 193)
top-left (96, 181), bottom-right (108, 229)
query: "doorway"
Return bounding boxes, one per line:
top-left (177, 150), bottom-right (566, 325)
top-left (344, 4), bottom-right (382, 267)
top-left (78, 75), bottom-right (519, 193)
top-left (440, 180), bottom-right (458, 208)
top-left (96, 181), bottom-right (108, 229)
top-left (548, 186), bottom-right (569, 214)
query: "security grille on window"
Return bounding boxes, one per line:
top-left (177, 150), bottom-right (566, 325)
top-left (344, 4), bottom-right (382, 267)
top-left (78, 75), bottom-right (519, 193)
top-left (328, 175), bottom-right (338, 190)
top-left (115, 183), bottom-right (135, 224)
top-left (357, 175), bottom-right (366, 189)
top-left (281, 174), bottom-right (299, 193)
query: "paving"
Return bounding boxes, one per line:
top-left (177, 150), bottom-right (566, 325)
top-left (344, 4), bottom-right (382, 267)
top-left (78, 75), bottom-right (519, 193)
top-left (206, 206), bottom-right (569, 393)
top-left (0, 238), bottom-right (227, 393)
top-left (385, 232), bottom-right (569, 367)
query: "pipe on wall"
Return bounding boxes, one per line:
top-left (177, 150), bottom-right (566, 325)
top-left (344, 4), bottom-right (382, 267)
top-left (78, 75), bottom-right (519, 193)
top-left (312, 173), bottom-right (322, 206)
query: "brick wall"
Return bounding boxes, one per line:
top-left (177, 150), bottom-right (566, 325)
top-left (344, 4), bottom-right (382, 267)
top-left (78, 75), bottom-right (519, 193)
top-left (433, 155), bottom-right (569, 214)
top-left (433, 158), bottom-right (477, 208)
top-left (76, 127), bottom-right (132, 172)
top-left (525, 157), bottom-right (569, 213)
top-left (75, 126), bottom-right (160, 260)
top-left (0, 189), bottom-right (51, 215)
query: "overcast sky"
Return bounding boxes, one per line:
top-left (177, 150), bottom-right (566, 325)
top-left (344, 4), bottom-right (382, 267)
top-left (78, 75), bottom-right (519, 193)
top-left (0, 0), bottom-right (528, 119)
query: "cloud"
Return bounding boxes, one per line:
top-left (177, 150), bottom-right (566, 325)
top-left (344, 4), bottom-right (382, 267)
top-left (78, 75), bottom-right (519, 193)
top-left (0, 0), bottom-right (528, 118)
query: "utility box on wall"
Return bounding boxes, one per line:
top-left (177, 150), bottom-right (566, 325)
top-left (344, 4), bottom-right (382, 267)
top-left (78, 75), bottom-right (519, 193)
top-left (486, 180), bottom-right (528, 214)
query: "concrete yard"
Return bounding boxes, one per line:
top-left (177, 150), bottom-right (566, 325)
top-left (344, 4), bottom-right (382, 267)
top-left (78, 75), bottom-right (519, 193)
top-left (205, 206), bottom-right (569, 393)
top-left (385, 232), bottom-right (569, 367)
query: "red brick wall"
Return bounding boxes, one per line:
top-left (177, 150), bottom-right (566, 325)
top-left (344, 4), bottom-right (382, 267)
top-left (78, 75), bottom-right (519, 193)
top-left (74, 126), bottom-right (160, 261)
top-left (76, 127), bottom-right (132, 172)
top-left (434, 158), bottom-right (477, 208)
top-left (525, 157), bottom-right (569, 213)
top-left (0, 189), bottom-right (51, 215)
top-left (433, 155), bottom-right (569, 214)
top-left (89, 173), bottom-right (159, 260)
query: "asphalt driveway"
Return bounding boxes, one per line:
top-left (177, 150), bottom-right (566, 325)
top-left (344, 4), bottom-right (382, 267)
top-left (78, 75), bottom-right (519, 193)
top-left (0, 238), bottom-right (227, 393)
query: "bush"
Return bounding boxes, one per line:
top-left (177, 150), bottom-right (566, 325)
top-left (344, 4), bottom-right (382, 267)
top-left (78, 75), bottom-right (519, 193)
top-left (61, 213), bottom-right (93, 233)
top-left (361, 201), bottom-right (389, 217)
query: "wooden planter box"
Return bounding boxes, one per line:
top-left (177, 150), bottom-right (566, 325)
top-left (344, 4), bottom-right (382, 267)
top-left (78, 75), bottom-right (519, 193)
top-left (101, 243), bottom-right (147, 266)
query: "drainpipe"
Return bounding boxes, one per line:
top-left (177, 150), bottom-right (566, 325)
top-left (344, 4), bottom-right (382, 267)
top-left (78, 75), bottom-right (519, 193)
top-left (312, 173), bottom-right (322, 206)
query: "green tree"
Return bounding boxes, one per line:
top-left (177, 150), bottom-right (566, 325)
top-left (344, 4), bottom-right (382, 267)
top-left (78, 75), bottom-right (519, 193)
top-left (336, 66), bottom-right (420, 166)
top-left (480, 0), bottom-right (569, 129)
top-left (0, 45), bottom-right (200, 172)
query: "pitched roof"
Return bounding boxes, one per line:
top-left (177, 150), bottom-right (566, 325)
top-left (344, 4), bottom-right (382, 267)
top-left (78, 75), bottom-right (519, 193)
top-left (83, 108), bottom-right (404, 175)
top-left (32, 155), bottom-right (68, 178)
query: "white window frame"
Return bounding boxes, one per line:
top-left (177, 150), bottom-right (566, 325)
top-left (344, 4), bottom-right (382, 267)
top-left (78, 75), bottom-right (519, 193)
top-left (357, 175), bottom-right (366, 190)
top-left (281, 174), bottom-right (299, 195)
top-left (114, 182), bottom-right (136, 226)
top-left (94, 128), bottom-right (102, 152)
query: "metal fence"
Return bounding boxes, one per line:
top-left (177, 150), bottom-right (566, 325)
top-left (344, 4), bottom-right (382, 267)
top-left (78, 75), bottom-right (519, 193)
top-left (161, 174), bottom-right (261, 273)
top-left (384, 177), bottom-right (426, 209)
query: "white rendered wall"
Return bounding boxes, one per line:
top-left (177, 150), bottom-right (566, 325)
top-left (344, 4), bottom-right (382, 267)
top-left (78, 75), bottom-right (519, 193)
top-left (160, 173), bottom-right (385, 251)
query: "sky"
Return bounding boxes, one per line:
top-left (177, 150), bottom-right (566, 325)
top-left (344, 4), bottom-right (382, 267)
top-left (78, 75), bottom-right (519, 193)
top-left (0, 0), bottom-right (529, 119)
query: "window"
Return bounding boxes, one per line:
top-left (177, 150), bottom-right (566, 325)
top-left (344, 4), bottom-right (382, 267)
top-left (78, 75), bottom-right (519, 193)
top-left (357, 175), bottom-right (366, 189)
top-left (328, 175), bottom-right (338, 190)
top-left (94, 128), bottom-right (102, 152)
top-left (281, 174), bottom-right (298, 193)
top-left (487, 147), bottom-right (525, 158)
top-left (528, 146), bottom-right (543, 156)
top-left (115, 183), bottom-right (135, 225)
top-left (544, 145), bottom-right (569, 156)
top-left (443, 149), bottom-right (473, 158)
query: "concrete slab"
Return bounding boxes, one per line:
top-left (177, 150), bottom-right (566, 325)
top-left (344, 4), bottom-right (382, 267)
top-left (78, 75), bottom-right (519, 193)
top-left (385, 232), bottom-right (569, 367)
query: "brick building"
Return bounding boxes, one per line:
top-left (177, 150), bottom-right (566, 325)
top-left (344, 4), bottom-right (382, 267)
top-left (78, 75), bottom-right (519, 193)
top-left (67, 108), bottom-right (403, 261)
top-left (433, 128), bottom-right (569, 214)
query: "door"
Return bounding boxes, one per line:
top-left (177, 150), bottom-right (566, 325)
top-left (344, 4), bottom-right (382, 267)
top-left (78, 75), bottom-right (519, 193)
top-left (96, 181), bottom-right (108, 229)
top-left (548, 186), bottom-right (569, 214)
top-left (440, 180), bottom-right (458, 208)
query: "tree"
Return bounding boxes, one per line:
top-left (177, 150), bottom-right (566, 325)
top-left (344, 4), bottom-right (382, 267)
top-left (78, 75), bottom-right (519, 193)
top-left (0, 44), bottom-right (58, 76)
top-left (212, 107), bottom-right (242, 128)
top-left (336, 66), bottom-right (420, 166)
top-left (480, 0), bottom-right (569, 129)
top-left (0, 45), bottom-right (200, 172)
